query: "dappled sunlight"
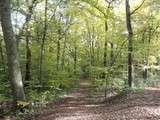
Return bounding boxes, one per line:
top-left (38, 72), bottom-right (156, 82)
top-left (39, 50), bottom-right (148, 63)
top-left (144, 106), bottom-right (160, 116)
top-left (81, 104), bottom-right (105, 107)
top-left (145, 87), bottom-right (160, 91)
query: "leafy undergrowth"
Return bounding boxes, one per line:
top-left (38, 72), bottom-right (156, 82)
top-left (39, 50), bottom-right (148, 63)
top-left (0, 77), bottom-right (79, 120)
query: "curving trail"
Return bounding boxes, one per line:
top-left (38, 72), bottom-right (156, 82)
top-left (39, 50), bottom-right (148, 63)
top-left (34, 80), bottom-right (160, 120)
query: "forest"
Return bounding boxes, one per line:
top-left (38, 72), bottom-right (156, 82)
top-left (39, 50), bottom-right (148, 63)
top-left (0, 0), bottom-right (160, 119)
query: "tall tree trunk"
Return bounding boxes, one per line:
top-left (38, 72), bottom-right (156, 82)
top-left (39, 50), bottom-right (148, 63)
top-left (104, 20), bottom-right (108, 67)
top-left (25, 26), bottom-right (32, 84)
top-left (103, 20), bottom-right (109, 98)
top-left (0, 0), bottom-right (25, 101)
top-left (39, 0), bottom-right (48, 85)
top-left (125, 0), bottom-right (133, 87)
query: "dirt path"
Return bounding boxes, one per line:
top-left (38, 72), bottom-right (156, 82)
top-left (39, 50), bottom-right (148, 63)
top-left (34, 80), bottom-right (160, 120)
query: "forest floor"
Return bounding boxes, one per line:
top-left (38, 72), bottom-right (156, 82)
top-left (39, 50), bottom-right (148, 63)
top-left (31, 79), bottom-right (160, 120)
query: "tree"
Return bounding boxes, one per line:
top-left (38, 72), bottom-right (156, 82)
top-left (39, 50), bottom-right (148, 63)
top-left (104, 21), bottom-right (108, 67)
top-left (125, 0), bottom-right (146, 87)
top-left (39, 0), bottom-right (48, 86)
top-left (25, 0), bottom-right (37, 84)
top-left (0, 0), bottom-right (25, 101)
top-left (125, 0), bottom-right (133, 87)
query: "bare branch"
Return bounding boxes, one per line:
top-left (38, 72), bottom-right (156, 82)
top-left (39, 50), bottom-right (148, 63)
top-left (49, 0), bottom-right (63, 21)
top-left (12, 8), bottom-right (28, 16)
top-left (131, 0), bottom-right (146, 15)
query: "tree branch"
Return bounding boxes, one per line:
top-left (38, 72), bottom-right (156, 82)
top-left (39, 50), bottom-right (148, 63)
top-left (81, 0), bottom-right (107, 18)
top-left (18, 0), bottom-right (38, 37)
top-left (130, 0), bottom-right (146, 15)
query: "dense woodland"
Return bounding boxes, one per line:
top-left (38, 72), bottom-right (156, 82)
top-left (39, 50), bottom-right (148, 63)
top-left (0, 0), bottom-right (160, 119)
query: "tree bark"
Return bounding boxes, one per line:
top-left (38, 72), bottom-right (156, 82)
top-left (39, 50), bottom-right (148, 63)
top-left (125, 0), bottom-right (133, 87)
top-left (0, 0), bottom-right (25, 101)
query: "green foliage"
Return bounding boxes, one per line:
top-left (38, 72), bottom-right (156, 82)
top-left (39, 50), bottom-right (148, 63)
top-left (89, 66), bottom-right (125, 92)
top-left (89, 66), bottom-right (107, 79)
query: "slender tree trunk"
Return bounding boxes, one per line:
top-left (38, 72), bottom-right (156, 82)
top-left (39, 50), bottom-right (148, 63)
top-left (74, 45), bottom-right (77, 75)
top-left (39, 0), bottom-right (48, 85)
top-left (25, 26), bottom-right (32, 84)
top-left (103, 20), bottom-right (109, 98)
top-left (91, 39), bottom-right (94, 66)
top-left (104, 20), bottom-right (108, 67)
top-left (0, 0), bottom-right (25, 101)
top-left (126, 0), bottom-right (133, 87)
top-left (110, 42), bottom-right (114, 66)
top-left (89, 41), bottom-right (92, 66)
